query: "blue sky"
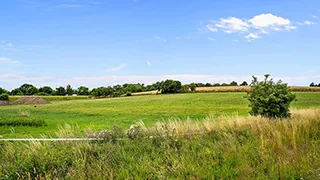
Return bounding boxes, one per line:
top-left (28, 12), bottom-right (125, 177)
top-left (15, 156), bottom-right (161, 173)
top-left (1, 0), bottom-right (320, 89)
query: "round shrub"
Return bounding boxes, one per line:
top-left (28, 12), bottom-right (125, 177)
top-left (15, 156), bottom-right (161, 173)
top-left (246, 75), bottom-right (296, 119)
top-left (161, 80), bottom-right (182, 94)
top-left (0, 93), bottom-right (9, 101)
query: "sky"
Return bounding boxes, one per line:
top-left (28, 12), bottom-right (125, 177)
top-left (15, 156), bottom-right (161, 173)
top-left (1, 0), bottom-right (320, 90)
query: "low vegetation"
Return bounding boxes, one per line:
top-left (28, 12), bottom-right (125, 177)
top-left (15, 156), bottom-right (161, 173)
top-left (0, 109), bottom-right (319, 179)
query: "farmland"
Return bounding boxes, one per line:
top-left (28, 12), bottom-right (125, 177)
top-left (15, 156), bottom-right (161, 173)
top-left (1, 92), bottom-right (320, 138)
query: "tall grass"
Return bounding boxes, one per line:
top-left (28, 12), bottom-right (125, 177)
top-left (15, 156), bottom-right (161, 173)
top-left (0, 109), bottom-right (319, 179)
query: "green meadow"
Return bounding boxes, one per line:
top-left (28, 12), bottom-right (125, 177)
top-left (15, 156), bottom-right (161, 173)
top-left (1, 92), bottom-right (320, 138)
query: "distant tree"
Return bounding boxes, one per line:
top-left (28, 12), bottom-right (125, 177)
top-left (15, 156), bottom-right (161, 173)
top-left (0, 87), bottom-right (8, 94)
top-left (230, 81), bottom-right (238, 86)
top-left (19, 84), bottom-right (38, 95)
top-left (11, 88), bottom-right (24, 96)
top-left (56, 86), bottom-right (66, 96)
top-left (113, 85), bottom-right (124, 97)
top-left (66, 84), bottom-right (74, 95)
top-left (189, 83), bottom-right (196, 92)
top-left (245, 74), bottom-right (296, 119)
top-left (27, 86), bottom-right (38, 95)
top-left (221, 83), bottom-right (229, 86)
top-left (240, 81), bottom-right (248, 86)
top-left (179, 85), bottom-right (190, 93)
top-left (36, 92), bottom-right (49, 96)
top-left (39, 86), bottom-right (53, 95)
top-left (310, 82), bottom-right (315, 87)
top-left (77, 86), bottom-right (89, 95)
top-left (205, 83), bottom-right (212, 87)
top-left (161, 80), bottom-right (182, 94)
top-left (213, 83), bottom-right (221, 87)
top-left (0, 93), bottom-right (9, 101)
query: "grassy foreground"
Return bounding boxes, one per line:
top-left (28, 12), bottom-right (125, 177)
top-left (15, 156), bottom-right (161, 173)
top-left (0, 109), bottom-right (319, 179)
top-left (1, 92), bottom-right (320, 138)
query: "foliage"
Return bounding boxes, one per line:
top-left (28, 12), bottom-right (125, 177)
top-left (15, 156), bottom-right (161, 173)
top-left (0, 87), bottom-right (8, 95)
top-left (246, 74), bottom-right (296, 119)
top-left (56, 86), bottom-right (67, 96)
top-left (178, 85), bottom-right (190, 93)
top-left (189, 83), bottom-right (196, 91)
top-left (77, 86), bottom-right (89, 95)
top-left (310, 82), bottom-right (320, 87)
top-left (66, 84), bottom-right (74, 96)
top-left (240, 81), bottom-right (248, 86)
top-left (36, 92), bottom-right (49, 96)
top-left (161, 80), bottom-right (182, 94)
top-left (10, 88), bottom-right (24, 96)
top-left (39, 86), bottom-right (54, 95)
top-left (19, 84), bottom-right (38, 95)
top-left (0, 93), bottom-right (9, 101)
top-left (229, 81), bottom-right (238, 86)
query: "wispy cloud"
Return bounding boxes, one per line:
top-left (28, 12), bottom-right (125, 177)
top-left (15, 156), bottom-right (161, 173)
top-left (0, 41), bottom-right (15, 51)
top-left (312, 15), bottom-right (318, 19)
top-left (0, 57), bottom-right (22, 65)
top-left (304, 20), bottom-right (316, 25)
top-left (208, 38), bottom-right (216, 41)
top-left (146, 61), bottom-right (151, 66)
top-left (106, 63), bottom-right (127, 73)
top-left (207, 13), bottom-right (297, 41)
top-left (154, 36), bottom-right (167, 42)
top-left (57, 4), bottom-right (83, 8)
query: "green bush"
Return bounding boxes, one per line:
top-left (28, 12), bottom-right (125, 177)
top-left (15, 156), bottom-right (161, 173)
top-left (0, 93), bottom-right (9, 101)
top-left (161, 80), bottom-right (182, 94)
top-left (245, 74), bottom-right (296, 119)
top-left (189, 83), bottom-right (196, 91)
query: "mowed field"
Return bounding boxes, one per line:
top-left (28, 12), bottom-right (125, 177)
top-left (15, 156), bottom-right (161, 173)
top-left (1, 92), bottom-right (320, 138)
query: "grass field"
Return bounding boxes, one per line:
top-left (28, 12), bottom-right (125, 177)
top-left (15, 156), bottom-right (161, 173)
top-left (1, 108), bottom-right (319, 179)
top-left (1, 92), bottom-right (320, 138)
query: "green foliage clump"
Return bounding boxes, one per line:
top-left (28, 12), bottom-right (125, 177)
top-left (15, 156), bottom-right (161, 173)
top-left (246, 74), bottom-right (296, 119)
top-left (0, 93), bottom-right (9, 101)
top-left (189, 83), bottom-right (196, 91)
top-left (161, 80), bottom-right (182, 94)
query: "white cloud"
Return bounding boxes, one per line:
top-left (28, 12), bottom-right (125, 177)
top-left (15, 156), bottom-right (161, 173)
top-left (154, 36), bottom-right (167, 42)
top-left (304, 20), bottom-right (316, 25)
top-left (1, 73), bottom-right (319, 90)
top-left (208, 38), bottom-right (216, 41)
top-left (245, 33), bottom-right (260, 41)
top-left (146, 61), bottom-right (151, 66)
top-left (214, 17), bottom-right (249, 33)
top-left (206, 25), bottom-right (218, 32)
top-left (206, 13), bottom-right (297, 41)
top-left (312, 15), bottom-right (318, 19)
top-left (249, 13), bottom-right (291, 29)
top-left (0, 41), bottom-right (14, 51)
top-left (106, 63), bottom-right (127, 73)
top-left (0, 57), bottom-right (21, 65)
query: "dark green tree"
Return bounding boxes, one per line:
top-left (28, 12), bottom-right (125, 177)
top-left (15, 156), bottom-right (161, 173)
top-left (77, 86), bottom-right (90, 95)
top-left (189, 83), bottom-right (196, 92)
top-left (0, 87), bottom-right (8, 94)
top-left (66, 84), bottom-right (74, 96)
top-left (11, 88), bottom-right (24, 96)
top-left (56, 86), bottom-right (66, 96)
top-left (230, 81), bottom-right (238, 86)
top-left (19, 84), bottom-right (38, 95)
top-left (161, 80), bottom-right (182, 94)
top-left (245, 74), bottom-right (296, 119)
top-left (240, 81), bottom-right (248, 86)
top-left (39, 86), bottom-right (53, 95)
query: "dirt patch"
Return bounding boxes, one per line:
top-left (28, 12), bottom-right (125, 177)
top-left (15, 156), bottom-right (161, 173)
top-left (11, 96), bottom-right (50, 105)
top-left (0, 101), bottom-right (10, 106)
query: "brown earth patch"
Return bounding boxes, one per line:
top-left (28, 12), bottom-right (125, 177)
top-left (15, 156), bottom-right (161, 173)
top-left (0, 101), bottom-right (10, 106)
top-left (11, 96), bottom-right (51, 105)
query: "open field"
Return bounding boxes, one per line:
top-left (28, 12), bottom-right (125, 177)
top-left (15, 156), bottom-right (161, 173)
top-left (8, 96), bottom-right (89, 103)
top-left (0, 108), bottom-right (319, 179)
top-left (1, 92), bottom-right (320, 138)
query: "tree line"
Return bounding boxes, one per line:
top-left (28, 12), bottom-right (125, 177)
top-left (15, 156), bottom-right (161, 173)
top-left (0, 80), bottom-right (249, 99)
top-left (310, 82), bottom-right (320, 87)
